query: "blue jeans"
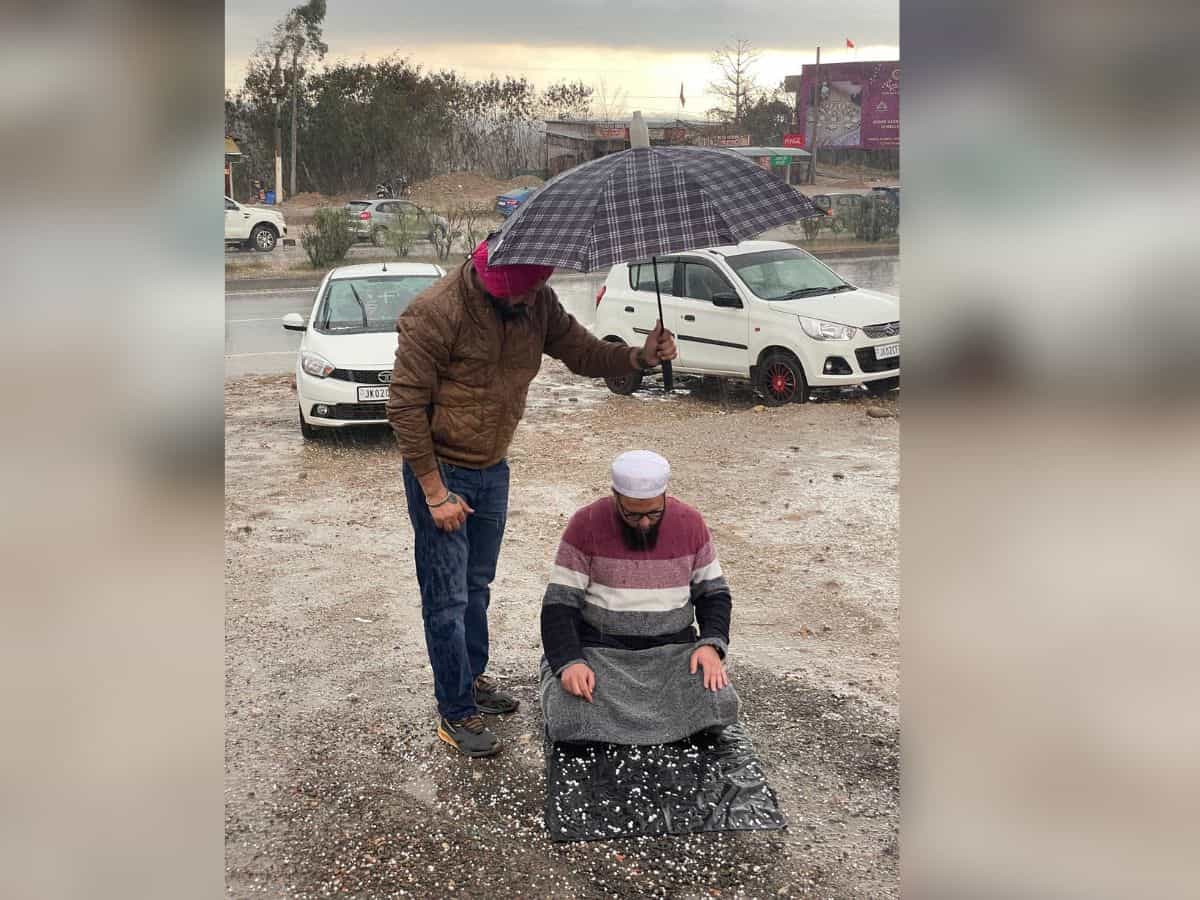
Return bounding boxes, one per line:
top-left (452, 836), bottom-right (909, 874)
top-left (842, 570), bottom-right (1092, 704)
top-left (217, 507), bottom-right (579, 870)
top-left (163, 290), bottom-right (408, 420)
top-left (403, 459), bottom-right (510, 721)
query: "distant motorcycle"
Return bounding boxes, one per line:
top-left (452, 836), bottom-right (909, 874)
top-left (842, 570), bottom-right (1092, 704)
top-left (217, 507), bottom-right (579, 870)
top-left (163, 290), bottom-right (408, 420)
top-left (375, 175), bottom-right (410, 199)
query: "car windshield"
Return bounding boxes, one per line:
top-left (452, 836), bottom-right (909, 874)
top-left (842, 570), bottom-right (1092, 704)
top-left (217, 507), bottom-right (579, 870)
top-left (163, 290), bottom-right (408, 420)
top-left (726, 248), bottom-right (851, 300)
top-left (346, 201), bottom-right (370, 211)
top-left (314, 275), bottom-right (438, 333)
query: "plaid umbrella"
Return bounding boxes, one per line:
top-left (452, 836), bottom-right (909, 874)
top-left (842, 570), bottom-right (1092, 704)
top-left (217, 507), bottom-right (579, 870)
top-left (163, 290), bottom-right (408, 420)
top-left (486, 146), bottom-right (823, 272)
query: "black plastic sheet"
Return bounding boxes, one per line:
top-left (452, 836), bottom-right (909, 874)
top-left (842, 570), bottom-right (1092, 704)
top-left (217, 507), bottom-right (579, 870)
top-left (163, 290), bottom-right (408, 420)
top-left (544, 723), bottom-right (786, 842)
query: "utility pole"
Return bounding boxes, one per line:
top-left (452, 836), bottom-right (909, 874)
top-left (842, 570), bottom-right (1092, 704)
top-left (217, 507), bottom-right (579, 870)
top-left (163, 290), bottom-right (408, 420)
top-left (807, 46), bottom-right (821, 185)
top-left (274, 105), bottom-right (284, 203)
top-left (289, 47), bottom-right (299, 198)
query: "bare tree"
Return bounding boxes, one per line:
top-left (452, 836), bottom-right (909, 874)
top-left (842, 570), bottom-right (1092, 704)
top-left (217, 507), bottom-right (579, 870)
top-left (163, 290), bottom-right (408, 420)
top-left (592, 78), bottom-right (629, 123)
top-left (708, 39), bottom-right (760, 125)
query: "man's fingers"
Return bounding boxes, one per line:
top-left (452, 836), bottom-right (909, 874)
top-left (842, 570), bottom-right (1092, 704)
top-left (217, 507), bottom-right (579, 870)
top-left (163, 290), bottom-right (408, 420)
top-left (690, 655), bottom-right (698, 674)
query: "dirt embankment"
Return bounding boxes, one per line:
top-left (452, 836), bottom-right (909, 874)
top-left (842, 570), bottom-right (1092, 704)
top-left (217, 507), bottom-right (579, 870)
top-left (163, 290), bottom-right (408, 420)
top-left (275, 172), bottom-right (545, 229)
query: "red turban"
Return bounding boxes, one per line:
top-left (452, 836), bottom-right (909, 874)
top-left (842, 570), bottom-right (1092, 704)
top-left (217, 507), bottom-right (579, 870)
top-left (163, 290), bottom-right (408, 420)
top-left (472, 240), bottom-right (554, 299)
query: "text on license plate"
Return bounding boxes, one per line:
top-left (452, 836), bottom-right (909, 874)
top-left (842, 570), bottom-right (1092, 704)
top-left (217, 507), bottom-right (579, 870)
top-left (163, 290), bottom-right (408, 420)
top-left (874, 342), bottom-right (900, 360)
top-left (357, 386), bottom-right (389, 401)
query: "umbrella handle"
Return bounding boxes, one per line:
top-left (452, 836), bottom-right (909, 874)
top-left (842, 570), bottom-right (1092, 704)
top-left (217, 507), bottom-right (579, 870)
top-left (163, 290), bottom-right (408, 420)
top-left (652, 256), bottom-right (674, 393)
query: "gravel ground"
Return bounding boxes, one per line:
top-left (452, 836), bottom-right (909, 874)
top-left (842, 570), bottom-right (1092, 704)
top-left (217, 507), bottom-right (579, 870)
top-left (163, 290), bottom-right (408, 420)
top-left (225, 365), bottom-right (899, 898)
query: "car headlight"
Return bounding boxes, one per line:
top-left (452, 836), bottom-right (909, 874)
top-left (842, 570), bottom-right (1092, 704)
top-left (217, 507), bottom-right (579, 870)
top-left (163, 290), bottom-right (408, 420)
top-left (300, 350), bottom-right (334, 378)
top-left (798, 316), bottom-right (857, 341)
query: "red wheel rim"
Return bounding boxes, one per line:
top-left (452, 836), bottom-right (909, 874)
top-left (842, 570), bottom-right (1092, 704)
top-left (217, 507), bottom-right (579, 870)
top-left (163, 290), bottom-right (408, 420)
top-left (767, 363), bottom-right (796, 400)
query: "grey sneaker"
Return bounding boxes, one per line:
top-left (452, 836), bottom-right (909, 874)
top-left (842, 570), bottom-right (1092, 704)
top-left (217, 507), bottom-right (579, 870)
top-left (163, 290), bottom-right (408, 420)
top-left (437, 715), bottom-right (501, 758)
top-left (473, 674), bottom-right (520, 715)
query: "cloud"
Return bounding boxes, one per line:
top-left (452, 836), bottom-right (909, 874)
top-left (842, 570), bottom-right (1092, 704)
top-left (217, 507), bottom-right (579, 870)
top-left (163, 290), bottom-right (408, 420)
top-left (225, 0), bottom-right (898, 80)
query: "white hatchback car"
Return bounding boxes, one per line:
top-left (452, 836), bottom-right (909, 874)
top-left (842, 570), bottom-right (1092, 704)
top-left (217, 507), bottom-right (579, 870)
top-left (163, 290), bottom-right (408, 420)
top-left (282, 262), bottom-right (446, 438)
top-left (593, 241), bottom-right (899, 404)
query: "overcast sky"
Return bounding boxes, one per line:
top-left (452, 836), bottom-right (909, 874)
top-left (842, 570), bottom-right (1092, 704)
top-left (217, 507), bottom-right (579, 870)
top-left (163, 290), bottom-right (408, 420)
top-left (226, 1), bottom-right (898, 117)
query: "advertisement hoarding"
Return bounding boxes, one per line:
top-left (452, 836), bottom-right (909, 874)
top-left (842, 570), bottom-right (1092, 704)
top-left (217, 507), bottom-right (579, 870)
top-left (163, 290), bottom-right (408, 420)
top-left (795, 61), bottom-right (899, 150)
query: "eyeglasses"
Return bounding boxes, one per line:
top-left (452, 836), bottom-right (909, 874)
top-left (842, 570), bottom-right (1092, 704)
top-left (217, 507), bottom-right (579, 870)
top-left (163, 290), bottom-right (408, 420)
top-left (614, 496), bottom-right (665, 524)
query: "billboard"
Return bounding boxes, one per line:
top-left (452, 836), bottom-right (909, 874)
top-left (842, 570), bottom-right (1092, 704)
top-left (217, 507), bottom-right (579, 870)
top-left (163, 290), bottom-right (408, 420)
top-left (794, 61), bottom-right (899, 150)
top-left (696, 134), bottom-right (751, 148)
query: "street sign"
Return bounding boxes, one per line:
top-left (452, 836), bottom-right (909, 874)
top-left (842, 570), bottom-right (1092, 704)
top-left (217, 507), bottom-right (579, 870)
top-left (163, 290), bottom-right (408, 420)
top-left (698, 135), bottom-right (751, 148)
top-left (771, 155), bottom-right (792, 167)
top-left (594, 126), bottom-right (629, 139)
top-left (782, 133), bottom-right (805, 148)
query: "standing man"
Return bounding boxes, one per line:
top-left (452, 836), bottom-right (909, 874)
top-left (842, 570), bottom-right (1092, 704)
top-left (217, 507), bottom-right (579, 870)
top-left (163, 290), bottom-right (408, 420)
top-left (387, 240), bottom-right (677, 758)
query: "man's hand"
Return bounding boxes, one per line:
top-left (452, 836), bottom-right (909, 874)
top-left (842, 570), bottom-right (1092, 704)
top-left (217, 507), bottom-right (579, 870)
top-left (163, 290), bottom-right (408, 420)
top-left (428, 491), bottom-right (474, 532)
top-left (690, 645), bottom-right (729, 692)
top-left (560, 662), bottom-right (595, 703)
top-left (640, 320), bottom-right (678, 367)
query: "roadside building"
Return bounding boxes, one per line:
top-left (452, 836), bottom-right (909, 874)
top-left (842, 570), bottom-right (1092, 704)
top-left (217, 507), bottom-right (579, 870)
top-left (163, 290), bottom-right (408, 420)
top-left (726, 146), bottom-right (812, 185)
top-left (544, 118), bottom-right (705, 175)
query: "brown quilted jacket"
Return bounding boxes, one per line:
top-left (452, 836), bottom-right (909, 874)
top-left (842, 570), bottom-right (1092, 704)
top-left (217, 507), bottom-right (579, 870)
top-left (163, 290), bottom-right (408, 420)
top-left (387, 260), bottom-right (637, 475)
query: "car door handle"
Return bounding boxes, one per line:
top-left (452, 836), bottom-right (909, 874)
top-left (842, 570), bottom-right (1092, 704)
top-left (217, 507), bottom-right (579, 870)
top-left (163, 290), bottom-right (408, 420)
top-left (624, 306), bottom-right (635, 313)
top-left (683, 314), bottom-right (695, 322)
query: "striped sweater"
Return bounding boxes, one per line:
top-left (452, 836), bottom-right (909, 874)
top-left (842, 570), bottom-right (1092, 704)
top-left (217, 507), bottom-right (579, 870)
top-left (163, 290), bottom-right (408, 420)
top-left (540, 496), bottom-right (733, 675)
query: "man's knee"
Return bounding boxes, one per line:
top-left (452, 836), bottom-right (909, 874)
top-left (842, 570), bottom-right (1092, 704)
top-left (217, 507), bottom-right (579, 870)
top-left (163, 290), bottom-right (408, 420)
top-left (422, 591), bottom-right (469, 634)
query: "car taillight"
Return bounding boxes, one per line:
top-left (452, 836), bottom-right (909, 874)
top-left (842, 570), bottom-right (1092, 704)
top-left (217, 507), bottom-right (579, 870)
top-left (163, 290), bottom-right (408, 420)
top-left (595, 285), bottom-right (606, 307)
top-left (359, 211), bottom-right (371, 220)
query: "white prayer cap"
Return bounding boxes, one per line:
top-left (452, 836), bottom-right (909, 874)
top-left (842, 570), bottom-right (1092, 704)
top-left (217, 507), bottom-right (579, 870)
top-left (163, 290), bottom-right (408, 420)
top-left (611, 450), bottom-right (670, 499)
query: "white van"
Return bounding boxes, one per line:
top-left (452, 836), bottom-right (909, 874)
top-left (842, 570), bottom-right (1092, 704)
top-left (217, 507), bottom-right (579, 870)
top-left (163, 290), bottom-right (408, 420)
top-left (593, 241), bottom-right (899, 404)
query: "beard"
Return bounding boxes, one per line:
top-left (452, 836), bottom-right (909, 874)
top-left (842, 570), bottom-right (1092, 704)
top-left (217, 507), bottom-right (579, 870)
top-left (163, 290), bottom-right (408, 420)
top-left (619, 517), bottom-right (662, 552)
top-left (487, 293), bottom-right (529, 322)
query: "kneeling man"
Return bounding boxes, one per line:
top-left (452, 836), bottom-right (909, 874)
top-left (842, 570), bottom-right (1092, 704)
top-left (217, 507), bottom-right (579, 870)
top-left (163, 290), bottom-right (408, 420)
top-left (539, 450), bottom-right (739, 745)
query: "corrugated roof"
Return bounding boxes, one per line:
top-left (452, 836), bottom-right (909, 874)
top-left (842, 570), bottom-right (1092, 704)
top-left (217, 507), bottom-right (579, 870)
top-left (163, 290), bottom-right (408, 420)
top-left (728, 146), bottom-right (812, 158)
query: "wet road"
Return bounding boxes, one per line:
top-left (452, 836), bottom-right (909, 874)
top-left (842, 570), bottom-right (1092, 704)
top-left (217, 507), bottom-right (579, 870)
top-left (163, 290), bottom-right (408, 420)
top-left (225, 254), bottom-right (900, 378)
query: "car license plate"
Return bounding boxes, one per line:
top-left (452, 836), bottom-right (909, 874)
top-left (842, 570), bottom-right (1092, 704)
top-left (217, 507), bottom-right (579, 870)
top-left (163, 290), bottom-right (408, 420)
top-left (874, 342), bottom-right (900, 360)
top-left (357, 386), bottom-right (389, 402)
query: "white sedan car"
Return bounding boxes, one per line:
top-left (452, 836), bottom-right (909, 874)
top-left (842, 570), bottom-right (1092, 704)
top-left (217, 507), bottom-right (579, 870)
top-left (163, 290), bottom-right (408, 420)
top-left (282, 262), bottom-right (446, 438)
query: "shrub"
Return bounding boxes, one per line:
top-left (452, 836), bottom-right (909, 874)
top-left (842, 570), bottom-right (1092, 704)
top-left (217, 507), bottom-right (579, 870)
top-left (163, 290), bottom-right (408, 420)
top-left (384, 220), bottom-right (415, 258)
top-left (301, 207), bottom-right (354, 268)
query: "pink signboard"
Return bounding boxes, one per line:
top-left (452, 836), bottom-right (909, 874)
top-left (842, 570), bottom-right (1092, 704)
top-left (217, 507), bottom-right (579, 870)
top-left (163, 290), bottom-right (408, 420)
top-left (796, 61), bottom-right (899, 150)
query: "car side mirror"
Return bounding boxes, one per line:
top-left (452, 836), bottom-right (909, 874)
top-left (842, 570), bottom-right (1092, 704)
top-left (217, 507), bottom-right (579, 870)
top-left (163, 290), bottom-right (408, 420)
top-left (282, 313), bottom-right (307, 332)
top-left (711, 292), bottom-right (743, 309)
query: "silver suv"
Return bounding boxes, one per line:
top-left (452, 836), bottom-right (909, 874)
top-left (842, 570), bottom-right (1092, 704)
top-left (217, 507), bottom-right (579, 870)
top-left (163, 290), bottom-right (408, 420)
top-left (345, 199), bottom-right (449, 246)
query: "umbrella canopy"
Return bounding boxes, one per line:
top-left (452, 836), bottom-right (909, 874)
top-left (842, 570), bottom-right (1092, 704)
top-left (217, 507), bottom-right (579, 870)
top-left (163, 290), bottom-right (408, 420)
top-left (486, 145), bottom-right (823, 272)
